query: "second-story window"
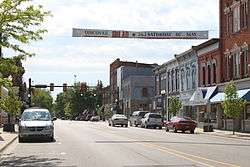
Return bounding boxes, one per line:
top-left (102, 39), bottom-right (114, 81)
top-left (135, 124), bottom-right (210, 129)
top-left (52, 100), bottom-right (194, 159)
top-left (207, 64), bottom-right (211, 85)
top-left (142, 88), bottom-right (148, 97)
top-left (191, 66), bottom-right (196, 89)
top-left (202, 66), bottom-right (206, 85)
top-left (186, 67), bottom-right (190, 90)
top-left (241, 1), bottom-right (248, 28)
top-left (243, 49), bottom-right (249, 77)
top-left (167, 72), bottom-right (170, 93)
top-left (213, 62), bottom-right (217, 84)
top-left (181, 69), bottom-right (184, 91)
top-left (233, 4), bottom-right (240, 33)
top-left (176, 69), bottom-right (179, 91)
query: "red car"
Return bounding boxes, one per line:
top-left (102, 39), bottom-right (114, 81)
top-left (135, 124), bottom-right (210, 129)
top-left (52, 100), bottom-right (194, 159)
top-left (164, 116), bottom-right (197, 134)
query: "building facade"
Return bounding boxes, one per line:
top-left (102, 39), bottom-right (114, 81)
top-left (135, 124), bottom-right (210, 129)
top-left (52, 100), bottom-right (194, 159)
top-left (165, 59), bottom-right (180, 119)
top-left (175, 48), bottom-right (198, 120)
top-left (210, 0), bottom-right (250, 131)
top-left (110, 58), bottom-right (157, 114)
top-left (122, 76), bottom-right (155, 117)
top-left (153, 63), bottom-right (167, 115)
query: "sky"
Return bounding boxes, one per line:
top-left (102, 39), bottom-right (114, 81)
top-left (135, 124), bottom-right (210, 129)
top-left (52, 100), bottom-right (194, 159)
top-left (5, 0), bottom-right (219, 98)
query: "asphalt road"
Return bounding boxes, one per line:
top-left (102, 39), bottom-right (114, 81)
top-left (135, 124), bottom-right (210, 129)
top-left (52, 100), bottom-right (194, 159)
top-left (0, 120), bottom-right (250, 167)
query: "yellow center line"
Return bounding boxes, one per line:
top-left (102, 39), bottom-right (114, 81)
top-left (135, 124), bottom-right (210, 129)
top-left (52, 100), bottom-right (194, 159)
top-left (90, 125), bottom-right (241, 167)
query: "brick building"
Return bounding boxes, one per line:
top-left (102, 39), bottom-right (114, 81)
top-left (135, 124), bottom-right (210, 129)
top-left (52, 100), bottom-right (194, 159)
top-left (220, 0), bottom-right (250, 82)
top-left (196, 38), bottom-right (220, 87)
top-left (208, 0), bottom-right (250, 131)
top-left (109, 58), bottom-right (157, 113)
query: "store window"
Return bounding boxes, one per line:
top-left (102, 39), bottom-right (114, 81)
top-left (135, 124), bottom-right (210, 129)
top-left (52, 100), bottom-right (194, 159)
top-left (246, 105), bottom-right (250, 119)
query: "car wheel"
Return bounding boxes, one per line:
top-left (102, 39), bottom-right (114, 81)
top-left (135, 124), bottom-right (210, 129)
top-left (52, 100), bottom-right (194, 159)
top-left (165, 127), bottom-right (169, 132)
top-left (140, 123), bottom-right (144, 128)
top-left (18, 136), bottom-right (24, 143)
top-left (135, 122), bottom-right (138, 127)
top-left (125, 124), bottom-right (128, 127)
top-left (112, 122), bottom-right (115, 127)
top-left (174, 126), bottom-right (177, 133)
top-left (49, 136), bottom-right (54, 142)
top-left (108, 123), bottom-right (111, 126)
top-left (190, 130), bottom-right (194, 134)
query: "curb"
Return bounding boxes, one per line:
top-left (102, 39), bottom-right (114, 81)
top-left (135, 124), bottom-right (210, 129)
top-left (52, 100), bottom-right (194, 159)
top-left (0, 135), bottom-right (18, 153)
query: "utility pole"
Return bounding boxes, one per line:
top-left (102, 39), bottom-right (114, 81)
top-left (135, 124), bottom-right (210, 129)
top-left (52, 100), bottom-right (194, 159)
top-left (28, 78), bottom-right (32, 107)
top-left (0, 33), bottom-right (2, 58)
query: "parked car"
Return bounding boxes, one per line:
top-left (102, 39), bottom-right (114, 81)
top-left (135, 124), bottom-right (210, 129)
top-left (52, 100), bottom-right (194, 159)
top-left (130, 111), bottom-right (148, 127)
top-left (141, 113), bottom-right (162, 129)
top-left (164, 116), bottom-right (197, 134)
top-left (90, 116), bottom-right (100, 122)
top-left (108, 114), bottom-right (128, 127)
top-left (18, 108), bottom-right (56, 142)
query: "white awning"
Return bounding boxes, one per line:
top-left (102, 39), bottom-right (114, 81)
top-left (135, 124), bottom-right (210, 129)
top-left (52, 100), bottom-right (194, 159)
top-left (190, 86), bottom-right (217, 105)
top-left (210, 88), bottom-right (250, 103)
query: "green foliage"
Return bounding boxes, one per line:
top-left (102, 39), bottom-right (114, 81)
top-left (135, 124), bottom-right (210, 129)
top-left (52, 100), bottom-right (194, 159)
top-left (54, 81), bottom-right (104, 119)
top-left (0, 89), bottom-right (22, 117)
top-left (31, 89), bottom-right (53, 111)
top-left (222, 81), bottom-right (246, 119)
top-left (169, 96), bottom-right (182, 116)
top-left (0, 0), bottom-right (51, 57)
top-left (64, 102), bottom-right (72, 119)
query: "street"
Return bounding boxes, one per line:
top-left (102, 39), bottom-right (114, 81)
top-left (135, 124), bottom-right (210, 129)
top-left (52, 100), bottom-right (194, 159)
top-left (0, 120), bottom-right (250, 167)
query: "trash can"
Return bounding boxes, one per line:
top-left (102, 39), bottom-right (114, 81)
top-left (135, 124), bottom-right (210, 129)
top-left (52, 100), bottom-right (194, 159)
top-left (203, 124), bottom-right (213, 132)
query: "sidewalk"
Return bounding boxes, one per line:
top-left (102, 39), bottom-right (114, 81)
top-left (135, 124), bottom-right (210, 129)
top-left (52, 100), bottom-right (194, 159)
top-left (196, 127), bottom-right (250, 140)
top-left (0, 125), bottom-right (18, 153)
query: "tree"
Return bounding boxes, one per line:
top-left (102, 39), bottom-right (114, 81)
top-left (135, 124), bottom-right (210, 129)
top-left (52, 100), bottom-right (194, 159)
top-left (0, 0), bottom-right (51, 57)
top-left (168, 96), bottom-right (182, 117)
top-left (0, 88), bottom-right (22, 132)
top-left (222, 81), bottom-right (246, 135)
top-left (31, 89), bottom-right (53, 112)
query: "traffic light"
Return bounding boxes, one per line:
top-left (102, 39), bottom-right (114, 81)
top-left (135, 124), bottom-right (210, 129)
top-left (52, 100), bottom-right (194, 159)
top-left (63, 83), bottom-right (67, 92)
top-left (50, 83), bottom-right (54, 91)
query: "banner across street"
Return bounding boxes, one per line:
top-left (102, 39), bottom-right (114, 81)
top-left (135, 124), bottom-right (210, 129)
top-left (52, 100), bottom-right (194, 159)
top-left (72, 28), bottom-right (209, 40)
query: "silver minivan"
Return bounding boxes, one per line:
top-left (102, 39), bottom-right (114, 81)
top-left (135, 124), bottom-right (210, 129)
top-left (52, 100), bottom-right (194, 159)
top-left (141, 113), bottom-right (162, 129)
top-left (18, 108), bottom-right (56, 142)
top-left (130, 111), bottom-right (148, 127)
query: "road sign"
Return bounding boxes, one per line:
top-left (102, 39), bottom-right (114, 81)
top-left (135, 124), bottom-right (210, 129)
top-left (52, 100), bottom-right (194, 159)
top-left (72, 28), bottom-right (209, 40)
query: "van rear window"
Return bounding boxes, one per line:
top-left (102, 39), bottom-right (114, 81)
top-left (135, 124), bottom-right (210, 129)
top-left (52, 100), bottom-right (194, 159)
top-left (138, 112), bottom-right (147, 117)
top-left (149, 114), bottom-right (161, 118)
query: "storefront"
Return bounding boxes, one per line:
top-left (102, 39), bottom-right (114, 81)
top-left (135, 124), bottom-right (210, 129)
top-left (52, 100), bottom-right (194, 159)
top-left (190, 86), bottom-right (218, 128)
top-left (210, 89), bottom-right (250, 132)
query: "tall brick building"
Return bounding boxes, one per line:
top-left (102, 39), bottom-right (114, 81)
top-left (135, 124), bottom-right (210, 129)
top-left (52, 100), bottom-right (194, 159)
top-left (220, 0), bottom-right (250, 82)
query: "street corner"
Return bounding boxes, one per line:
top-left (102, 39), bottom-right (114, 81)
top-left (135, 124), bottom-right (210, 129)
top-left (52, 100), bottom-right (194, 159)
top-left (0, 133), bottom-right (18, 153)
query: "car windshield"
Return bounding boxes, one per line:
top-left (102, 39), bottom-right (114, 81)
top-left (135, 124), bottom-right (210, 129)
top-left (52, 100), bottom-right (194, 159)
top-left (138, 112), bottom-right (147, 117)
top-left (21, 111), bottom-right (51, 121)
top-left (149, 114), bottom-right (162, 118)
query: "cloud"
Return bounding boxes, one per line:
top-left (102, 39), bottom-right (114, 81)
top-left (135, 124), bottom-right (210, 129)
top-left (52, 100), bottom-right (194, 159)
top-left (22, 0), bottom-right (219, 89)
